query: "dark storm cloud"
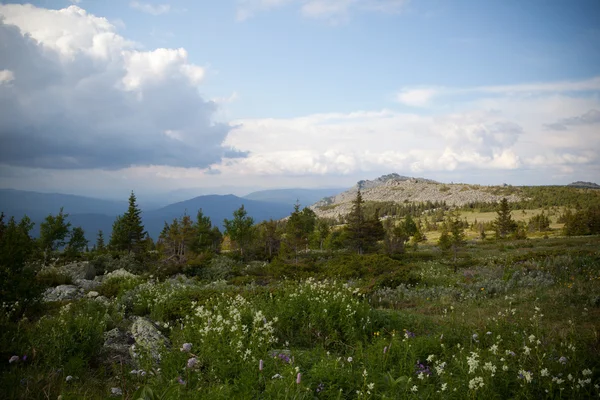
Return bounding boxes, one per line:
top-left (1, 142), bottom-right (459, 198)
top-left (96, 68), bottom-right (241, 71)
top-left (0, 20), bottom-right (245, 170)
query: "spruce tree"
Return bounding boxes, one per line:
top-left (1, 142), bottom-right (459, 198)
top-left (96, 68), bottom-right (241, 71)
top-left (494, 198), bottom-right (517, 239)
top-left (96, 230), bottom-right (105, 252)
top-left (109, 191), bottom-right (146, 253)
top-left (346, 190), bottom-right (367, 254)
top-left (224, 205), bottom-right (254, 258)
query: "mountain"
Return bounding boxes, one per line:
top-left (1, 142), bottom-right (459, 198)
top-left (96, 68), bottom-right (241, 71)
top-left (0, 189), bottom-right (293, 242)
top-left (0, 189), bottom-right (127, 221)
top-left (567, 181), bottom-right (600, 189)
top-left (311, 173), bottom-right (523, 219)
top-left (243, 188), bottom-right (344, 208)
top-left (142, 194), bottom-right (294, 239)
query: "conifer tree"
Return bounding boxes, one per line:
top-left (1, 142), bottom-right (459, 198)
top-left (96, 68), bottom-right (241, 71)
top-left (109, 191), bottom-right (146, 253)
top-left (494, 198), bottom-right (517, 239)
top-left (224, 205), bottom-right (254, 258)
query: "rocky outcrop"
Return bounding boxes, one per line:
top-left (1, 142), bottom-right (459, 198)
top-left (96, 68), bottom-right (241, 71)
top-left (102, 328), bottom-right (135, 366)
top-left (58, 261), bottom-right (96, 281)
top-left (43, 285), bottom-right (84, 302)
top-left (312, 173), bottom-right (524, 219)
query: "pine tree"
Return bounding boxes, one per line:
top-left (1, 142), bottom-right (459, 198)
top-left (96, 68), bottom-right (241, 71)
top-left (109, 191), bottom-right (146, 253)
top-left (346, 190), bottom-right (367, 254)
top-left (39, 207), bottom-right (71, 253)
top-left (224, 205), bottom-right (254, 258)
top-left (96, 230), bottom-right (105, 253)
top-left (66, 226), bottom-right (88, 258)
top-left (494, 198), bottom-right (517, 239)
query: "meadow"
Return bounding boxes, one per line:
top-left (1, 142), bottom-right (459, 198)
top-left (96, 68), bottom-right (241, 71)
top-left (2, 234), bottom-right (599, 399)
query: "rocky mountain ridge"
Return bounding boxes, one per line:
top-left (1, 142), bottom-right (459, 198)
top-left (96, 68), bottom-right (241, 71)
top-left (311, 173), bottom-right (522, 219)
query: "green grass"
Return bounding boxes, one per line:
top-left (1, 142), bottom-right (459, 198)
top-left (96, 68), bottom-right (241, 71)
top-left (1, 236), bottom-right (599, 399)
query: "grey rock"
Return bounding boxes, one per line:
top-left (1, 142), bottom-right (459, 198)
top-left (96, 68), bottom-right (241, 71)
top-left (95, 295), bottom-right (111, 306)
top-left (87, 291), bottom-right (99, 298)
top-left (43, 285), bottom-right (83, 302)
top-left (102, 328), bottom-right (135, 366)
top-left (129, 317), bottom-right (170, 363)
top-left (75, 279), bottom-right (101, 291)
top-left (59, 261), bottom-right (96, 281)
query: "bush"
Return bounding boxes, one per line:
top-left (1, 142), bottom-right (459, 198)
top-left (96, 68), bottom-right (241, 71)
top-left (36, 267), bottom-right (73, 287)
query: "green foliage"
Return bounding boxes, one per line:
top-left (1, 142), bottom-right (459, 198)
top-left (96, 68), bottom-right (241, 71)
top-left (284, 203), bottom-right (317, 261)
top-left (0, 213), bottom-right (41, 311)
top-left (563, 207), bottom-right (600, 236)
top-left (346, 191), bottom-right (384, 254)
top-left (223, 205), bottom-right (255, 258)
top-left (110, 191), bottom-right (146, 253)
top-left (65, 226), bottom-right (88, 259)
top-left (494, 198), bottom-right (518, 239)
top-left (36, 268), bottom-right (73, 287)
top-left (39, 207), bottom-right (71, 253)
top-left (527, 211), bottom-right (551, 232)
top-left (96, 229), bottom-right (106, 253)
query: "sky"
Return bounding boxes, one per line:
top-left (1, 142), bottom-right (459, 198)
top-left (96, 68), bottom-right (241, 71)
top-left (0, 0), bottom-right (599, 200)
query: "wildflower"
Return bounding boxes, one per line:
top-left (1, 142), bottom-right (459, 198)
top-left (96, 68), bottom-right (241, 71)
top-left (139, 370), bottom-right (146, 377)
top-left (523, 346), bottom-right (531, 355)
top-left (582, 369), bottom-right (592, 376)
top-left (187, 357), bottom-right (198, 369)
top-left (502, 364), bottom-right (509, 371)
top-left (296, 373), bottom-right (301, 384)
top-left (9, 355), bottom-right (19, 364)
top-left (518, 370), bottom-right (533, 383)
top-left (272, 374), bottom-right (283, 379)
top-left (347, 356), bottom-right (353, 363)
top-left (469, 377), bottom-right (484, 390)
top-left (110, 387), bottom-right (123, 397)
top-left (130, 370), bottom-right (138, 375)
top-left (489, 344), bottom-right (498, 355)
top-left (383, 346), bottom-right (388, 354)
top-left (177, 376), bottom-right (186, 385)
top-left (259, 359), bottom-right (263, 371)
top-left (316, 383), bottom-right (325, 393)
top-left (467, 352), bottom-right (480, 374)
top-left (441, 382), bottom-right (447, 391)
top-left (411, 385), bottom-right (418, 392)
top-left (472, 333), bottom-right (479, 342)
top-left (427, 354), bottom-right (435, 362)
top-left (180, 343), bottom-right (192, 352)
top-left (558, 356), bottom-right (568, 365)
top-left (21, 355), bottom-right (27, 362)
top-left (506, 350), bottom-right (516, 357)
top-left (65, 376), bottom-right (73, 383)
top-left (541, 368), bottom-right (549, 377)
top-left (528, 334), bottom-right (536, 343)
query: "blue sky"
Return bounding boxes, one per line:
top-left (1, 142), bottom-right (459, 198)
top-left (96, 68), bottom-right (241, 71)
top-left (0, 0), bottom-right (599, 198)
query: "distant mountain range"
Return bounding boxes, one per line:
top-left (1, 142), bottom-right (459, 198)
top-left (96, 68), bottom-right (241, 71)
top-left (243, 188), bottom-right (343, 208)
top-left (0, 188), bottom-right (341, 242)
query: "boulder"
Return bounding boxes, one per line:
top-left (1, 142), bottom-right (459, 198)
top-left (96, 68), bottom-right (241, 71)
top-left (87, 291), bottom-right (99, 298)
top-left (59, 261), bottom-right (96, 281)
top-left (102, 328), bottom-right (135, 366)
top-left (75, 279), bottom-right (101, 291)
top-left (105, 269), bottom-right (138, 280)
top-left (129, 317), bottom-right (170, 363)
top-left (43, 285), bottom-right (83, 302)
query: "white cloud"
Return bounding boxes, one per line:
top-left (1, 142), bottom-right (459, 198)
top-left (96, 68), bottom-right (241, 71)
top-left (0, 69), bottom-right (14, 84)
top-left (214, 83), bottom-right (599, 182)
top-left (0, 4), bottom-right (240, 170)
top-left (396, 76), bottom-right (600, 107)
top-left (130, 1), bottom-right (171, 16)
top-left (236, 0), bottom-right (408, 22)
top-left (396, 88), bottom-right (438, 107)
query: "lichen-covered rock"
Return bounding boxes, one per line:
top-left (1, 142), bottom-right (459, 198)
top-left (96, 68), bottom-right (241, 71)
top-left (129, 317), bottom-right (170, 363)
top-left (59, 261), bottom-right (96, 281)
top-left (102, 328), bottom-right (135, 366)
top-left (105, 269), bottom-right (138, 280)
top-left (95, 295), bottom-right (111, 306)
top-left (43, 285), bottom-right (83, 302)
top-left (87, 291), bottom-right (99, 298)
top-left (75, 279), bottom-right (101, 291)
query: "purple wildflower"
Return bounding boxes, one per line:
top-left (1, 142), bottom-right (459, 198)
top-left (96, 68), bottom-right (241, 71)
top-left (180, 343), bottom-right (192, 352)
top-left (296, 373), bottom-right (301, 384)
top-left (316, 383), bottom-right (325, 393)
top-left (187, 357), bottom-right (198, 369)
top-left (383, 346), bottom-right (388, 354)
top-left (259, 359), bottom-right (264, 371)
top-left (21, 355), bottom-right (27, 362)
top-left (9, 355), bottom-right (19, 364)
top-left (177, 376), bottom-right (186, 385)
top-left (559, 356), bottom-right (567, 365)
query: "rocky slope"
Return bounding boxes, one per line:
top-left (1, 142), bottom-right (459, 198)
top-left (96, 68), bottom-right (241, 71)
top-left (311, 173), bottom-right (522, 219)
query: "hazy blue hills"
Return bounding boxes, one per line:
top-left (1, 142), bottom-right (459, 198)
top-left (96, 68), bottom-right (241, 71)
top-left (243, 188), bottom-right (343, 208)
top-left (0, 189), bottom-right (127, 220)
top-left (0, 189), bottom-right (294, 242)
